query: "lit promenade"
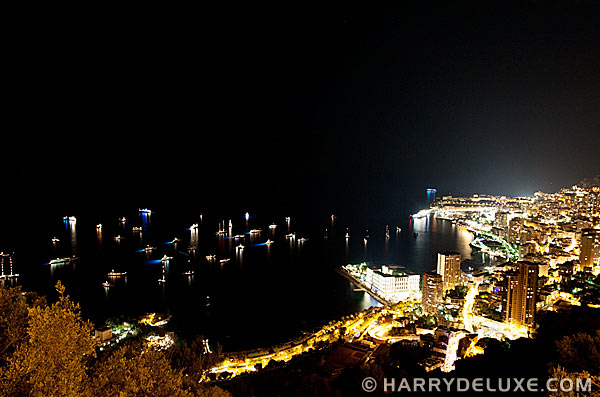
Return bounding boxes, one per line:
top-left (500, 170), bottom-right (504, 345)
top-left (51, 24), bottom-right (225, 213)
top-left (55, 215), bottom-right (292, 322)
top-left (205, 306), bottom-right (388, 380)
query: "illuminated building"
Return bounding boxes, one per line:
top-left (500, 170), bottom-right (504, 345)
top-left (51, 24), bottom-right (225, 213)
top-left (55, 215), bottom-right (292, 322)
top-left (518, 242), bottom-right (535, 259)
top-left (367, 265), bottom-right (420, 298)
top-left (508, 217), bottom-right (525, 244)
top-left (0, 252), bottom-right (16, 278)
top-left (422, 271), bottom-right (443, 315)
top-left (437, 252), bottom-right (461, 293)
top-left (580, 228), bottom-right (600, 268)
top-left (494, 211), bottom-right (509, 229)
top-left (502, 261), bottom-right (538, 329)
top-left (427, 188), bottom-right (437, 203)
top-left (95, 326), bottom-right (113, 343)
top-left (431, 327), bottom-right (465, 372)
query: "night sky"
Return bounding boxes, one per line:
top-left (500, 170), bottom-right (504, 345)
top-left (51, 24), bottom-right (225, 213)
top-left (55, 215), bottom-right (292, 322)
top-left (3, 3), bottom-right (600, 220)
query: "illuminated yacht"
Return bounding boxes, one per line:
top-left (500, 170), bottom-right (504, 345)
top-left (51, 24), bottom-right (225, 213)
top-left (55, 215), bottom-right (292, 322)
top-left (265, 239), bottom-right (273, 246)
top-left (188, 246), bottom-right (197, 253)
top-left (161, 255), bottom-right (173, 262)
top-left (96, 224), bottom-right (103, 230)
top-left (139, 208), bottom-right (152, 213)
top-left (132, 226), bottom-right (142, 231)
top-left (219, 258), bottom-right (230, 264)
top-left (285, 216), bottom-right (291, 223)
top-left (269, 224), bottom-right (277, 229)
top-left (235, 234), bottom-right (245, 239)
top-left (63, 216), bottom-right (77, 222)
top-left (51, 237), bottom-right (60, 243)
top-left (158, 277), bottom-right (166, 284)
top-left (396, 226), bottom-right (401, 233)
top-left (411, 209), bottom-right (431, 219)
top-left (107, 270), bottom-right (127, 277)
top-left (119, 217), bottom-right (127, 223)
top-left (144, 245), bottom-right (156, 253)
top-left (299, 237), bottom-right (309, 243)
top-left (205, 254), bottom-right (216, 261)
top-left (245, 212), bottom-right (250, 220)
top-left (249, 229), bottom-right (262, 234)
top-left (285, 233), bottom-right (295, 239)
top-left (114, 235), bottom-right (122, 241)
top-left (345, 229), bottom-right (350, 238)
top-left (190, 223), bottom-right (199, 230)
top-left (102, 281), bottom-right (113, 288)
top-left (171, 237), bottom-right (182, 243)
top-left (183, 270), bottom-right (194, 276)
top-left (49, 257), bottom-right (75, 266)
top-left (236, 244), bottom-right (245, 251)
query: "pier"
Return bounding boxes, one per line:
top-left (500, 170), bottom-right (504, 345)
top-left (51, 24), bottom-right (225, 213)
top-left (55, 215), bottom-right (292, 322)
top-left (335, 267), bottom-right (390, 306)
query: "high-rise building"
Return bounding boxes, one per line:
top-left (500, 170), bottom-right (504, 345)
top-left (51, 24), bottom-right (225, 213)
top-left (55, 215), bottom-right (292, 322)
top-left (502, 261), bottom-right (538, 329)
top-left (436, 252), bottom-right (461, 293)
top-left (494, 211), bottom-right (509, 229)
top-left (0, 252), bottom-right (14, 278)
top-left (508, 217), bottom-right (525, 244)
top-left (427, 188), bottom-right (437, 204)
top-left (422, 271), bottom-right (443, 315)
top-left (580, 228), bottom-right (600, 268)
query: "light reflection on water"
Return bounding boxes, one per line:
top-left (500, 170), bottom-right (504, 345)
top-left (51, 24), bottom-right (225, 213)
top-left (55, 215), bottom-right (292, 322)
top-left (96, 228), bottom-right (103, 253)
top-left (69, 220), bottom-right (77, 257)
top-left (13, 210), bottom-right (490, 351)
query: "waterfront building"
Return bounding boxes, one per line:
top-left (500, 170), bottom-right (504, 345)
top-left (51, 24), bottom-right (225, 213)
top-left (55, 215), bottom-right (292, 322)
top-left (436, 252), bottom-right (461, 293)
top-left (368, 265), bottom-right (420, 299)
top-left (0, 252), bottom-right (15, 278)
top-left (502, 261), bottom-right (538, 330)
top-left (427, 188), bottom-right (437, 203)
top-left (422, 271), bottom-right (443, 315)
top-left (580, 228), bottom-right (600, 268)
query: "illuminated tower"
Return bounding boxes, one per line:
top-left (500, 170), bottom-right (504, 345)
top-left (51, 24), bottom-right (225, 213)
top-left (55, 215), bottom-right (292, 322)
top-left (422, 271), bottom-right (443, 315)
top-left (427, 188), bottom-right (437, 204)
top-left (580, 229), bottom-right (600, 268)
top-left (437, 252), bottom-right (461, 293)
top-left (494, 211), bottom-right (509, 229)
top-left (508, 217), bottom-right (525, 244)
top-left (503, 261), bottom-right (538, 329)
top-left (0, 252), bottom-right (14, 278)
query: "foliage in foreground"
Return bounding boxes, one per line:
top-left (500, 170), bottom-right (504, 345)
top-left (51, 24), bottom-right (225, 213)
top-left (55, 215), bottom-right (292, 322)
top-left (0, 282), bottom-right (230, 397)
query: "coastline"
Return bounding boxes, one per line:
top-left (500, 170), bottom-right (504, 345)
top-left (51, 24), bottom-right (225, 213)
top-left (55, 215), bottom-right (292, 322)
top-left (335, 267), bottom-right (390, 306)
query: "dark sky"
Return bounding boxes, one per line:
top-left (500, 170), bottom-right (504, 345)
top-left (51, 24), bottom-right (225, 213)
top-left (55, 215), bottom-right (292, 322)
top-left (3, 2), bottom-right (600, 218)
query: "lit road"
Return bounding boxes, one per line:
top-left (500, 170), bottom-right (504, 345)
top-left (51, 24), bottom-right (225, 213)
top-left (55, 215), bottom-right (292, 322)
top-left (472, 315), bottom-right (528, 339)
top-left (460, 282), bottom-right (528, 340)
top-left (204, 299), bottom-right (420, 381)
top-left (461, 281), bottom-right (480, 333)
top-left (205, 307), bottom-right (389, 381)
top-left (367, 322), bottom-right (420, 343)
